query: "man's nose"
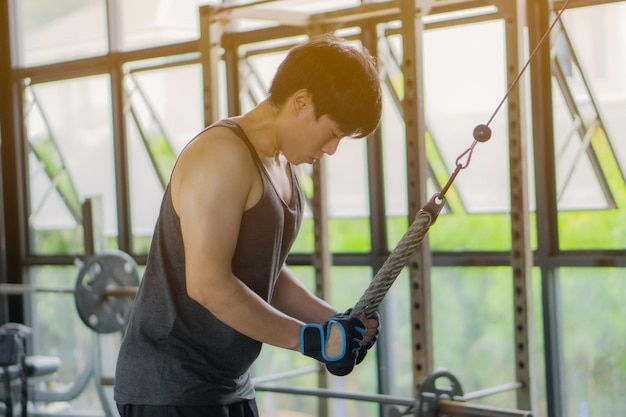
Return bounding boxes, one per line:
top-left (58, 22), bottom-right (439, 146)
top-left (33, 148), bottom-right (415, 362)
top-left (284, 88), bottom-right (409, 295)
top-left (321, 138), bottom-right (341, 156)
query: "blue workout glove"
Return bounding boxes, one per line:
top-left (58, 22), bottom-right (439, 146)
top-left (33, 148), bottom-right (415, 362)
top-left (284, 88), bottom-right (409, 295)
top-left (300, 316), bottom-right (365, 376)
top-left (334, 309), bottom-right (380, 365)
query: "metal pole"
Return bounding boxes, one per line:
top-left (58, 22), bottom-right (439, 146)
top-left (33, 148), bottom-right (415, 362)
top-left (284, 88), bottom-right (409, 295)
top-left (527, 0), bottom-right (567, 416)
top-left (400, 0), bottom-right (433, 395)
top-left (438, 399), bottom-right (531, 417)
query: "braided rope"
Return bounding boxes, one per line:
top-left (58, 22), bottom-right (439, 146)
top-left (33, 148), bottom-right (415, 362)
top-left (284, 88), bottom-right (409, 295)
top-left (351, 195), bottom-right (445, 317)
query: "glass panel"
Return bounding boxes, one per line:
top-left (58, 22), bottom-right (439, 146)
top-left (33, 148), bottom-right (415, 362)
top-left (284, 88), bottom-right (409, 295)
top-left (327, 137), bottom-right (371, 253)
top-left (380, 76), bottom-right (408, 219)
top-left (222, 0), bottom-right (366, 31)
top-left (328, 266), bottom-right (378, 416)
top-left (423, 21), bottom-right (510, 215)
top-left (253, 266), bottom-right (319, 415)
top-left (382, 269), bottom-right (413, 398)
top-left (16, 0), bottom-right (107, 67)
top-left (27, 265), bottom-right (120, 413)
top-left (327, 138), bottom-right (369, 219)
top-left (560, 3), bottom-right (626, 175)
top-left (124, 62), bottom-right (204, 253)
top-left (119, 0), bottom-right (217, 51)
top-left (431, 267), bottom-right (517, 408)
top-left (555, 2), bottom-right (626, 250)
top-left (26, 75), bottom-right (117, 254)
top-left (560, 268), bottom-right (626, 416)
top-left (383, 22), bottom-right (514, 253)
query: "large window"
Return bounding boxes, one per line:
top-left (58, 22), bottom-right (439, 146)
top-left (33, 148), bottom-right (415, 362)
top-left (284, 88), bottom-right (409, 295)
top-left (26, 75), bottom-right (115, 254)
top-left (17, 0), bottom-right (108, 66)
top-left (3, 1), bottom-right (625, 416)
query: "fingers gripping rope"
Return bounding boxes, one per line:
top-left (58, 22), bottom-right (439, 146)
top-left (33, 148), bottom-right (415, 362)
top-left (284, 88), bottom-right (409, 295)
top-left (350, 194), bottom-right (446, 318)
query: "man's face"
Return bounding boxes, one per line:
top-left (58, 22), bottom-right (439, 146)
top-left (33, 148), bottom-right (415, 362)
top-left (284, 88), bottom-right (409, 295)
top-left (280, 105), bottom-right (346, 166)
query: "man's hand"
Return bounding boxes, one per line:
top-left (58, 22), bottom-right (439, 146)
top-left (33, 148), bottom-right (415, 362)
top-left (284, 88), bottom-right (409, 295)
top-left (300, 316), bottom-right (365, 376)
top-left (333, 309), bottom-right (380, 365)
top-left (356, 310), bottom-right (380, 364)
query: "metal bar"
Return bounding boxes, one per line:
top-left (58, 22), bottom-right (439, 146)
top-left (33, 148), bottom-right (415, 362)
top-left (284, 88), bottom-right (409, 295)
top-left (251, 366), bottom-right (319, 385)
top-left (198, 6), bottom-right (223, 126)
top-left (0, 0), bottom-right (27, 323)
top-left (499, 0), bottom-right (537, 411)
top-left (361, 24), bottom-right (392, 417)
top-left (111, 64), bottom-right (133, 253)
top-left (310, 53), bottom-right (331, 417)
top-left (254, 384), bottom-right (532, 417)
top-left (0, 283), bottom-right (138, 299)
top-left (93, 333), bottom-right (115, 417)
top-left (28, 411), bottom-right (104, 417)
top-left (527, 1), bottom-right (567, 416)
top-left (18, 248), bottom-right (626, 270)
top-left (16, 41), bottom-right (199, 85)
top-left (83, 196), bottom-right (107, 256)
top-left (127, 54), bottom-right (201, 74)
top-left (223, 39), bottom-right (241, 117)
top-left (553, 0), bottom-right (623, 10)
top-left (105, 286), bottom-right (138, 298)
top-left (0, 284), bottom-right (75, 295)
top-left (438, 399), bottom-right (532, 417)
top-left (462, 381), bottom-right (523, 401)
top-left (253, 384), bottom-right (415, 407)
top-left (399, 0), bottom-right (433, 394)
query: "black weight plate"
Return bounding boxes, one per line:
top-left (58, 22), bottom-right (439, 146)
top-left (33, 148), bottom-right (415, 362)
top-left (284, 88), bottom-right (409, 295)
top-left (74, 251), bottom-right (140, 333)
top-left (420, 368), bottom-right (464, 399)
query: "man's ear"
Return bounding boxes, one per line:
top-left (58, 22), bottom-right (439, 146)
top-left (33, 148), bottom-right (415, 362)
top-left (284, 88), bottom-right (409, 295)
top-left (293, 89), bottom-right (313, 114)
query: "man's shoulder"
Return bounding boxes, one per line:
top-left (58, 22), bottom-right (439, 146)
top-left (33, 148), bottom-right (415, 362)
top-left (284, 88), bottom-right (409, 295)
top-left (185, 124), bottom-right (254, 165)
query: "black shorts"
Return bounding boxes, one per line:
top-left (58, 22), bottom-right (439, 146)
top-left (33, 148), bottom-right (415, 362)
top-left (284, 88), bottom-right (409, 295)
top-left (116, 400), bottom-right (259, 417)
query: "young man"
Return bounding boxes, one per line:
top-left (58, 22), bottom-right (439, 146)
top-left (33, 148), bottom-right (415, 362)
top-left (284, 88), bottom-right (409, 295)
top-left (114, 34), bottom-right (382, 417)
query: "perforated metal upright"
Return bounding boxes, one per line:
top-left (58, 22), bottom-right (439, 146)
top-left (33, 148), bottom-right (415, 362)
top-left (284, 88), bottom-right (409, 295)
top-left (399, 0), bottom-right (434, 393)
top-left (501, 0), bottom-right (536, 411)
top-left (199, 6), bottom-right (225, 126)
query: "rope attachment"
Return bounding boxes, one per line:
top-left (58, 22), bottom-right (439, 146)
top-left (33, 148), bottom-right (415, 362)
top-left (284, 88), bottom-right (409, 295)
top-left (351, 194), bottom-right (445, 317)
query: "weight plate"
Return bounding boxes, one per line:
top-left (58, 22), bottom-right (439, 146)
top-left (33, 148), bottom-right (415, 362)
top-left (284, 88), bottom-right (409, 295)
top-left (416, 369), bottom-right (464, 417)
top-left (420, 368), bottom-right (464, 399)
top-left (74, 251), bottom-right (140, 333)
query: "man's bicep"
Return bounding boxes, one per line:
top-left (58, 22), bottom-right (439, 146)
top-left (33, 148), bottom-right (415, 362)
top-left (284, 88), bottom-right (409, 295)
top-left (174, 143), bottom-right (252, 297)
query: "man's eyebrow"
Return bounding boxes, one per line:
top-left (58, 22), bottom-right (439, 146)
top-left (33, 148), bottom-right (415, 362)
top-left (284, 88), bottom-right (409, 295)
top-left (334, 128), bottom-right (346, 138)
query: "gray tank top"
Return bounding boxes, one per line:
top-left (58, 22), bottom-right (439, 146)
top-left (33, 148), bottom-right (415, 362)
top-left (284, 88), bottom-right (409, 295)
top-left (114, 119), bottom-right (304, 406)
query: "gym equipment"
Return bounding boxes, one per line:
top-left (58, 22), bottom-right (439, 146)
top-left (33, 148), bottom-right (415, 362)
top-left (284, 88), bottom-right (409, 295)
top-left (0, 250), bottom-right (139, 334)
top-left (254, 368), bottom-right (532, 417)
top-left (74, 250), bottom-right (139, 333)
top-left (1, 323), bottom-right (29, 417)
top-left (350, 117), bottom-right (489, 319)
top-left (351, 194), bottom-right (444, 317)
top-left (412, 369), bottom-right (530, 417)
top-left (0, 323), bottom-right (61, 417)
top-left (349, 0), bottom-right (572, 319)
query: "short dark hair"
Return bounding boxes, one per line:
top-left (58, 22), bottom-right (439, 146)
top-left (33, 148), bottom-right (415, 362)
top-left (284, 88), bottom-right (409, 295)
top-left (268, 34), bottom-right (382, 138)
